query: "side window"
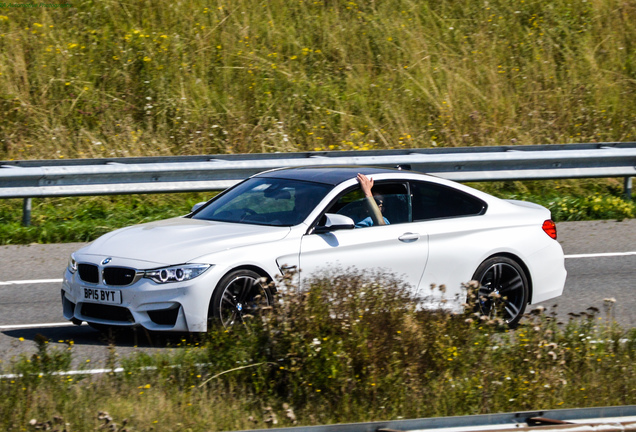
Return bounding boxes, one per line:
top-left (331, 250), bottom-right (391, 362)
top-left (326, 182), bottom-right (410, 227)
top-left (410, 181), bottom-right (486, 221)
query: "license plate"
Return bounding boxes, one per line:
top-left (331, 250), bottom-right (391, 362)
top-left (83, 287), bottom-right (122, 305)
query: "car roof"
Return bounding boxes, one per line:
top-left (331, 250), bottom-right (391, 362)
top-left (255, 166), bottom-right (409, 185)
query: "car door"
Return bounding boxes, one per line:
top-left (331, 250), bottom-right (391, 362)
top-left (298, 181), bottom-right (429, 294)
top-left (408, 180), bottom-right (489, 305)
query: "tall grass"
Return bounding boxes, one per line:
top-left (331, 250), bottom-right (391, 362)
top-left (1, 0), bottom-right (635, 161)
top-left (1, 271), bottom-right (635, 431)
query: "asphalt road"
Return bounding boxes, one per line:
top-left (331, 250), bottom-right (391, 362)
top-left (1, 219), bottom-right (635, 371)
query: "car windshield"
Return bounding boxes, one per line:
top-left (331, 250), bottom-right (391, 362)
top-left (191, 177), bottom-right (333, 226)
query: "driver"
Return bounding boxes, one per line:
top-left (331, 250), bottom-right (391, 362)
top-left (355, 173), bottom-right (389, 228)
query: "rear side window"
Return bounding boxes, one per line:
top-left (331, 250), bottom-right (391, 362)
top-left (410, 181), bottom-right (486, 221)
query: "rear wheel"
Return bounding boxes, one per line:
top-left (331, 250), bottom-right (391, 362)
top-left (471, 256), bottom-right (529, 327)
top-left (209, 269), bottom-right (272, 328)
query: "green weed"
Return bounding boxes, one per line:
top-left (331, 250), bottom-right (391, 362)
top-left (1, 271), bottom-right (635, 430)
top-left (0, 0), bottom-right (635, 160)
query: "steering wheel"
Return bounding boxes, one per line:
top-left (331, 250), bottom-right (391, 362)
top-left (239, 208), bottom-right (257, 221)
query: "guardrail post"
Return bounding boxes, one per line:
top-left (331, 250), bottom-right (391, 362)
top-left (625, 177), bottom-right (633, 200)
top-left (22, 198), bottom-right (31, 227)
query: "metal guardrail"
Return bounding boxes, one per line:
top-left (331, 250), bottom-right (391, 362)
top-left (1, 142), bottom-right (635, 225)
top-left (228, 406), bottom-right (636, 432)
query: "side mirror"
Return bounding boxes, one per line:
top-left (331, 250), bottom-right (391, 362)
top-left (191, 202), bottom-right (206, 213)
top-left (314, 213), bottom-right (355, 234)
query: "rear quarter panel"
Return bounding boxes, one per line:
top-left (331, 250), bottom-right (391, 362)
top-left (415, 203), bottom-right (565, 310)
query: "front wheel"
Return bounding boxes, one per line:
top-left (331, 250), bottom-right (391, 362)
top-left (471, 256), bottom-right (529, 327)
top-left (209, 269), bottom-right (273, 328)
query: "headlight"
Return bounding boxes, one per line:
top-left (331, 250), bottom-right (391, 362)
top-left (144, 264), bottom-right (211, 284)
top-left (68, 253), bottom-right (78, 274)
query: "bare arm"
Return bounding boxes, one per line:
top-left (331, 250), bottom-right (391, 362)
top-left (357, 173), bottom-right (385, 226)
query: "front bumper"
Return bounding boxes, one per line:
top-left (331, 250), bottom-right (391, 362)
top-left (61, 266), bottom-right (218, 332)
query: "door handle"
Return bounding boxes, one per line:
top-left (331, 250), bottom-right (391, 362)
top-left (398, 232), bottom-right (420, 243)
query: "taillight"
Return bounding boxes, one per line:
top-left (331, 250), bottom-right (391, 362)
top-left (542, 220), bottom-right (557, 240)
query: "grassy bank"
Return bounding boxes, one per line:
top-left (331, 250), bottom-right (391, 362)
top-left (1, 0), bottom-right (635, 244)
top-left (1, 272), bottom-right (635, 431)
top-left (1, 0), bottom-right (636, 160)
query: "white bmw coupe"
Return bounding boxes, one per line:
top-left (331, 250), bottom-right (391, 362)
top-left (62, 166), bottom-right (566, 331)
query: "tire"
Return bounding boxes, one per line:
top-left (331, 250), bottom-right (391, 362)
top-left (209, 269), bottom-right (273, 328)
top-left (471, 256), bottom-right (529, 327)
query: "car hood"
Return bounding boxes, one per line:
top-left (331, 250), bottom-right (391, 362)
top-left (77, 217), bottom-right (292, 266)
